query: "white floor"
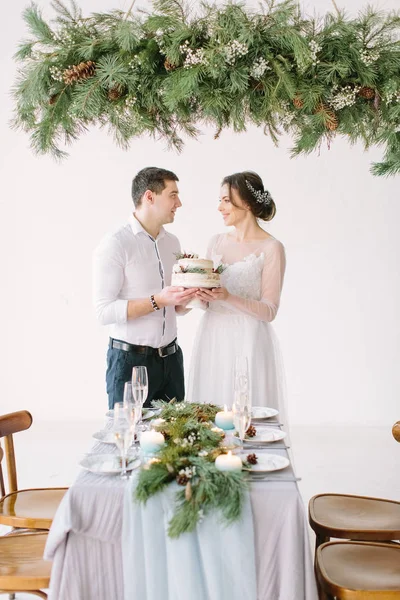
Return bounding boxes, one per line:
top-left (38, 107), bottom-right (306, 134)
top-left (2, 421), bottom-right (400, 599)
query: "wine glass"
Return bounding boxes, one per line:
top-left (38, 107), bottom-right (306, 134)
top-left (113, 402), bottom-right (135, 479)
top-left (131, 366), bottom-right (148, 432)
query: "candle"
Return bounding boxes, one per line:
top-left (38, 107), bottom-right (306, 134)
top-left (215, 451), bottom-right (242, 472)
top-left (140, 430), bottom-right (165, 454)
top-left (215, 405), bottom-right (235, 430)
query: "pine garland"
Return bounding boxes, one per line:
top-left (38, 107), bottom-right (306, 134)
top-left (135, 400), bottom-right (248, 538)
top-left (179, 266), bottom-right (207, 274)
top-left (11, 0), bottom-right (400, 175)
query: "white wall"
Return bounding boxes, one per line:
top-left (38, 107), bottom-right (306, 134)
top-left (1, 0), bottom-right (399, 426)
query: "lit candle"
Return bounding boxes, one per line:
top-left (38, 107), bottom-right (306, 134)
top-left (140, 430), bottom-right (165, 454)
top-left (215, 405), bottom-right (235, 430)
top-left (215, 451), bottom-right (242, 472)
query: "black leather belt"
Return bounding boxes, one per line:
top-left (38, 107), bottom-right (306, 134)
top-left (110, 338), bottom-right (178, 358)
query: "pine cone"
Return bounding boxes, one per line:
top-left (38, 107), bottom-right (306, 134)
top-left (108, 86), bottom-right (123, 102)
top-left (246, 425), bottom-right (257, 438)
top-left (358, 86), bottom-right (375, 100)
top-left (49, 94), bottom-right (59, 105)
top-left (176, 473), bottom-right (189, 486)
top-left (326, 113), bottom-right (339, 131)
top-left (193, 406), bottom-right (209, 422)
top-left (249, 78), bottom-right (264, 91)
top-left (164, 59), bottom-right (176, 72)
top-left (247, 453), bottom-right (258, 465)
top-left (63, 60), bottom-right (96, 85)
top-left (293, 95), bottom-right (304, 109)
top-left (315, 103), bottom-right (339, 131)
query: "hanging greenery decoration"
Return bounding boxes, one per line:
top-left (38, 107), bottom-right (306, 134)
top-left (11, 0), bottom-right (400, 175)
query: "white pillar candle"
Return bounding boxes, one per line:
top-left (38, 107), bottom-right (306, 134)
top-left (215, 451), bottom-right (242, 472)
top-left (215, 405), bottom-right (234, 430)
top-left (140, 430), bottom-right (165, 454)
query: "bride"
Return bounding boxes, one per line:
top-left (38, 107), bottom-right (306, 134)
top-left (187, 171), bottom-right (286, 415)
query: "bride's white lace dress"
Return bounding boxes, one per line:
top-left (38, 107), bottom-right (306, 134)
top-left (187, 233), bottom-right (287, 415)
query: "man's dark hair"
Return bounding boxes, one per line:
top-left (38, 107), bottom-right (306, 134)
top-left (131, 167), bottom-right (179, 207)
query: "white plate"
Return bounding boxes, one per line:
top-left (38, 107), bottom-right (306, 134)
top-left (93, 429), bottom-right (117, 444)
top-left (239, 453), bottom-right (290, 473)
top-left (106, 408), bottom-right (156, 420)
top-left (235, 427), bottom-right (287, 444)
top-left (251, 406), bottom-right (279, 420)
top-left (79, 453), bottom-right (141, 475)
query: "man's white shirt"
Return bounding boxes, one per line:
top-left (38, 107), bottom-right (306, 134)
top-left (93, 213), bottom-right (181, 347)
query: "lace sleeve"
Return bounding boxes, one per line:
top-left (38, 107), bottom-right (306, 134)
top-left (226, 241), bottom-right (286, 322)
top-left (205, 234), bottom-right (221, 260)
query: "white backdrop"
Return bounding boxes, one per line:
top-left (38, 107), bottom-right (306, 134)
top-left (1, 0), bottom-right (399, 426)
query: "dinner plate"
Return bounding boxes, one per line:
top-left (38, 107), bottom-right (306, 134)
top-left (251, 406), bottom-right (279, 420)
top-left (239, 453), bottom-right (290, 473)
top-left (106, 408), bottom-right (156, 420)
top-left (79, 453), bottom-right (141, 475)
top-left (92, 429), bottom-right (131, 444)
top-left (235, 427), bottom-right (287, 445)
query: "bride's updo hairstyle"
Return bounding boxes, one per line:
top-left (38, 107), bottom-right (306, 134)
top-left (221, 171), bottom-right (276, 222)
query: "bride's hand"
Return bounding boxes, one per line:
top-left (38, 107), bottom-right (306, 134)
top-left (196, 287), bottom-right (230, 302)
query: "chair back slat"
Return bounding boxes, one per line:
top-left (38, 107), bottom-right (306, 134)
top-left (0, 411), bottom-right (32, 437)
top-left (4, 435), bottom-right (18, 492)
top-left (0, 411), bottom-right (32, 495)
top-left (0, 445), bottom-right (5, 497)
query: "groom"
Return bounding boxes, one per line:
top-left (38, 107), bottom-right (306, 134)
top-left (93, 166), bottom-right (196, 408)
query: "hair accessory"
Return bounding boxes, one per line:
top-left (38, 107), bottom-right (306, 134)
top-left (245, 180), bottom-right (273, 205)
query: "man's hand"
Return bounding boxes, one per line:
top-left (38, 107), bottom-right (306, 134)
top-left (155, 286), bottom-right (198, 308)
top-left (196, 287), bottom-right (230, 302)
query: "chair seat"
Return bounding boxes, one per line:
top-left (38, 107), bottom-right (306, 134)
top-left (0, 488), bottom-right (68, 529)
top-left (0, 532), bottom-right (51, 590)
top-left (317, 541), bottom-right (400, 598)
top-left (309, 494), bottom-right (400, 540)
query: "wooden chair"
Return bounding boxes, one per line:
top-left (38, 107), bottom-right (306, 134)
top-left (0, 410), bottom-right (68, 530)
top-left (309, 493), bottom-right (400, 551)
top-left (315, 540), bottom-right (400, 599)
top-left (0, 532), bottom-right (51, 598)
top-left (309, 423), bottom-right (400, 553)
top-left (0, 448), bottom-right (51, 598)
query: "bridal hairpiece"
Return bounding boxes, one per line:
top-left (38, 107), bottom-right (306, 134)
top-left (245, 180), bottom-right (273, 205)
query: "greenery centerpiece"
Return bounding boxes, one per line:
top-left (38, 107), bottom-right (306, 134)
top-left (135, 401), bottom-right (248, 538)
top-left (11, 0), bottom-right (400, 175)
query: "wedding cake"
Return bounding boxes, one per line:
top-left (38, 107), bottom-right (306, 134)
top-left (171, 253), bottom-right (221, 289)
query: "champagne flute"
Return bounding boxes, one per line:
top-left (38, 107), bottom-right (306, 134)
top-left (132, 366), bottom-right (148, 432)
top-left (131, 366), bottom-right (148, 405)
top-left (123, 382), bottom-right (137, 431)
top-left (113, 402), bottom-right (135, 479)
top-left (234, 356), bottom-right (249, 396)
top-left (232, 401), bottom-right (251, 442)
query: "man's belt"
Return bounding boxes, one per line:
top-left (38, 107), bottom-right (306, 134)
top-left (110, 338), bottom-right (178, 358)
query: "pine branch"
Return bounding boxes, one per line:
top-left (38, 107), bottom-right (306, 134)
top-left (124, 0), bottom-right (136, 21)
top-left (153, 0), bottom-right (188, 23)
top-left (51, 0), bottom-right (82, 23)
top-left (23, 4), bottom-right (55, 44)
top-left (10, 0), bottom-right (400, 175)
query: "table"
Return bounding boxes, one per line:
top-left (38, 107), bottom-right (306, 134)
top-left (45, 424), bottom-right (318, 600)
